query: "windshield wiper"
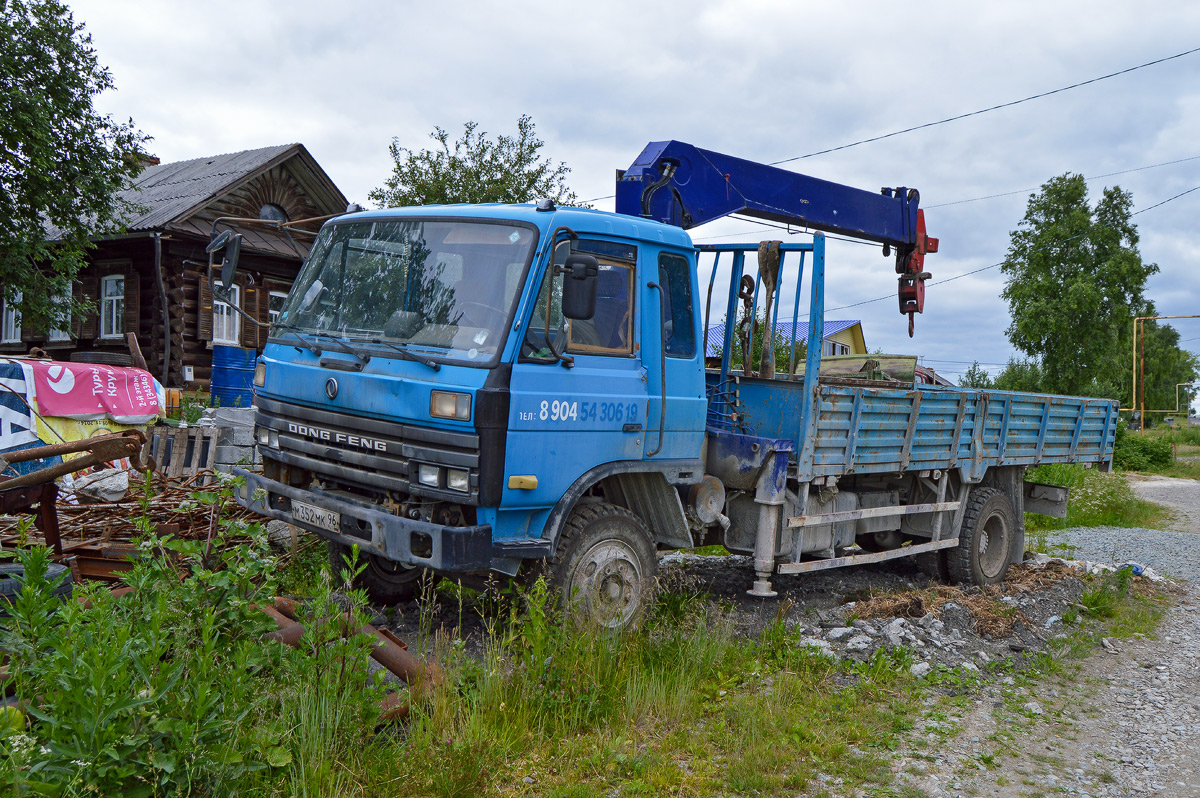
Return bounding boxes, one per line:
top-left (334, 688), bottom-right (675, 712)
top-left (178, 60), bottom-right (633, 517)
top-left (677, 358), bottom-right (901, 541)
top-left (271, 322), bottom-right (324, 358)
top-left (368, 339), bottom-right (441, 371)
top-left (306, 330), bottom-right (372, 367)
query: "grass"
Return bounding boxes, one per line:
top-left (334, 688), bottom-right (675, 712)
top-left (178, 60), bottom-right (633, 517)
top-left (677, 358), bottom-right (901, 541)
top-left (1024, 463), bottom-right (1168, 544)
top-left (356, 582), bottom-right (926, 797)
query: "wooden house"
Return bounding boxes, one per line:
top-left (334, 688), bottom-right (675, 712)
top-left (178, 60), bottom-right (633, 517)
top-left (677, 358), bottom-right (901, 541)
top-left (2, 144), bottom-right (347, 389)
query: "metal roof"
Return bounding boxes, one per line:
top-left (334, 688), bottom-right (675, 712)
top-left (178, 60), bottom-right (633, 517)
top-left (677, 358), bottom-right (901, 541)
top-left (45, 143), bottom-right (336, 240)
top-left (704, 319), bottom-right (861, 358)
top-left (120, 144), bottom-right (299, 231)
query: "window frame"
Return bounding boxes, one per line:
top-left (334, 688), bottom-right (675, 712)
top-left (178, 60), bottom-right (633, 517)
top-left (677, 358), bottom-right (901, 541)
top-left (565, 260), bottom-right (636, 357)
top-left (213, 284), bottom-right (241, 345)
top-left (47, 285), bottom-right (72, 342)
top-left (267, 290), bottom-right (289, 326)
top-left (1, 293), bottom-right (22, 343)
top-left (99, 274), bottom-right (125, 340)
top-left (657, 251), bottom-right (697, 359)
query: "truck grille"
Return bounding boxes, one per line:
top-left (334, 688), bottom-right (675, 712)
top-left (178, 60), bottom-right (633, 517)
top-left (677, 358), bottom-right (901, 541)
top-left (254, 395), bottom-right (481, 503)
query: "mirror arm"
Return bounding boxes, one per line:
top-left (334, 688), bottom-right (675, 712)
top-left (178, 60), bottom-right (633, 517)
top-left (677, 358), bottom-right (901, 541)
top-left (210, 281), bottom-right (267, 328)
top-left (540, 226), bottom-right (577, 368)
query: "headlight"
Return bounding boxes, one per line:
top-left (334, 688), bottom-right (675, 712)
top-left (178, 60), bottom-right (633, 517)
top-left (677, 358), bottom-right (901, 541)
top-left (257, 427), bottom-right (270, 446)
top-left (430, 390), bottom-right (471, 421)
top-left (253, 362), bottom-right (266, 387)
top-left (417, 463), bottom-right (440, 487)
top-left (446, 468), bottom-right (469, 492)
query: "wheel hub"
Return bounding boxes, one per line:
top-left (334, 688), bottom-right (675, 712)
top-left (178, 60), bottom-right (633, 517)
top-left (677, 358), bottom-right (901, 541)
top-left (570, 540), bottom-right (644, 628)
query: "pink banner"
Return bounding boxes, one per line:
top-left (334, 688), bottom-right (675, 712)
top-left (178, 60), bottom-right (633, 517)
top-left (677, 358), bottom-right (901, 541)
top-left (30, 361), bottom-right (162, 424)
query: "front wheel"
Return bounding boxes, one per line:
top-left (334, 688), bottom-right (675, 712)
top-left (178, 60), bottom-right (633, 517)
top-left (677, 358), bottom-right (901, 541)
top-left (327, 541), bottom-right (429, 604)
top-left (946, 488), bottom-right (1015, 586)
top-left (550, 503), bottom-right (657, 629)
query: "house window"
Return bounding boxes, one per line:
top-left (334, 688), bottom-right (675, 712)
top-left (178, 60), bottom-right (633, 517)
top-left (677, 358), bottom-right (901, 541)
top-left (1, 293), bottom-right (21, 343)
top-left (48, 286), bottom-right (72, 342)
top-left (268, 290), bottom-right (288, 325)
top-left (213, 284), bottom-right (240, 345)
top-left (822, 340), bottom-right (850, 356)
top-left (100, 275), bottom-right (125, 339)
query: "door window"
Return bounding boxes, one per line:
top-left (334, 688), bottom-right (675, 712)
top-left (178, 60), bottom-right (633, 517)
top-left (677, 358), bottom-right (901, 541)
top-left (657, 252), bottom-right (696, 358)
top-left (524, 240), bottom-right (636, 359)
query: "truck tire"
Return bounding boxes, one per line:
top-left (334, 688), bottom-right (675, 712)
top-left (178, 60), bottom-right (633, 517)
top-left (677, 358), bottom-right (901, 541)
top-left (327, 541), bottom-right (428, 605)
top-left (946, 488), bottom-right (1015, 586)
top-left (551, 502), bottom-right (657, 629)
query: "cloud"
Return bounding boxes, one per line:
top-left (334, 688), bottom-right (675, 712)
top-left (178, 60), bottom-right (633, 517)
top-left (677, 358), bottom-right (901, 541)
top-left (68, 0), bottom-right (1200, 379)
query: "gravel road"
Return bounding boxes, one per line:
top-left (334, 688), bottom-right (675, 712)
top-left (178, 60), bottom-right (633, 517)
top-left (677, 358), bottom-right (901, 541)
top-left (893, 474), bottom-right (1200, 798)
top-left (1043, 475), bottom-right (1200, 582)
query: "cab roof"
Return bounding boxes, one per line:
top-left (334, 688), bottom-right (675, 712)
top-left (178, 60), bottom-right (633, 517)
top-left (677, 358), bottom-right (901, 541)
top-left (331, 203), bottom-right (696, 250)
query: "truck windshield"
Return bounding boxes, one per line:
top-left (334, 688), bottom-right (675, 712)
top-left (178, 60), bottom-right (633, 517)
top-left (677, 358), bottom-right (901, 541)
top-left (275, 219), bottom-right (536, 366)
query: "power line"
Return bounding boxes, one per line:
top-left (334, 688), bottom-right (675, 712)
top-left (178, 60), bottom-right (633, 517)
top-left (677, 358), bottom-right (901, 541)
top-left (820, 181), bottom-right (1200, 314)
top-left (928, 154), bottom-right (1200, 209)
top-left (770, 46), bottom-right (1200, 164)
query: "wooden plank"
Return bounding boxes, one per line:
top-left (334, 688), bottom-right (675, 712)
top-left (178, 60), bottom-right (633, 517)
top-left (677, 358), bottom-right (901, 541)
top-left (776, 537), bottom-right (960, 574)
top-left (787, 500), bottom-right (961, 528)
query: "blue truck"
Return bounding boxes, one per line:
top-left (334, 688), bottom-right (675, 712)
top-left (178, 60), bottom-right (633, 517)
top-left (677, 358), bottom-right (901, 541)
top-left (227, 141), bottom-right (1116, 627)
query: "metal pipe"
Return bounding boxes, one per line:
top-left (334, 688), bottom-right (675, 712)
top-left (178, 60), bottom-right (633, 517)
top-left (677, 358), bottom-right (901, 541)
top-left (153, 233), bottom-right (170, 386)
top-left (788, 251), bottom-right (806, 379)
top-left (1126, 314), bottom-right (1200, 414)
top-left (646, 282), bottom-right (667, 457)
top-left (703, 251), bottom-right (721, 360)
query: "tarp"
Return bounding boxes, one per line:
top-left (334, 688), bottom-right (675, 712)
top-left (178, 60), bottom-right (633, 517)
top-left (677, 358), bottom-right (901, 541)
top-left (0, 360), bottom-right (62, 476)
top-left (26, 361), bottom-right (163, 424)
top-left (1, 358), bottom-right (164, 479)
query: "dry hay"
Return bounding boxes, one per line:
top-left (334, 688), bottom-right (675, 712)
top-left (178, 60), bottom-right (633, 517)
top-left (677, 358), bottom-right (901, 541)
top-left (849, 562), bottom-right (1078, 639)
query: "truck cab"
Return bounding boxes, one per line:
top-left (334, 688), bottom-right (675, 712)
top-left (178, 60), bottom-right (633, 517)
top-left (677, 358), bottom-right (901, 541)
top-left (238, 203), bottom-right (708, 620)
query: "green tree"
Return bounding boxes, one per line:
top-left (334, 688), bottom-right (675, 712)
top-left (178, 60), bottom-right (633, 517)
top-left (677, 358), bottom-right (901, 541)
top-left (959, 361), bottom-right (993, 388)
top-left (992, 358), bottom-right (1043, 393)
top-left (711, 309), bottom-right (806, 375)
top-left (0, 0), bottom-right (147, 332)
top-left (369, 115), bottom-right (578, 208)
top-left (1000, 174), bottom-right (1156, 398)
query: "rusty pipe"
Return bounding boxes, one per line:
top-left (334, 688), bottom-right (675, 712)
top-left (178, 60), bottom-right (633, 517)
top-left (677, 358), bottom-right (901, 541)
top-left (269, 597), bottom-right (442, 687)
top-left (376, 691), bottom-right (410, 726)
top-left (0, 432), bottom-right (149, 491)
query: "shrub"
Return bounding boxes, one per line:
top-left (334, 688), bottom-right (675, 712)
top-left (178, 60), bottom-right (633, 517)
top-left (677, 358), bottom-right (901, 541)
top-left (1113, 422), bottom-right (1173, 471)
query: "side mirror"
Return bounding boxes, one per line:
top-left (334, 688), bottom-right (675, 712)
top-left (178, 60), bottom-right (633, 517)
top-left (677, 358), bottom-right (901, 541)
top-left (561, 253), bottom-right (599, 320)
top-left (220, 234), bottom-right (242, 290)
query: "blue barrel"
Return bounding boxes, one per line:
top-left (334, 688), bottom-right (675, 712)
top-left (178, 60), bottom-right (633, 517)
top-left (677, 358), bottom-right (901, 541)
top-left (210, 345), bottom-right (256, 408)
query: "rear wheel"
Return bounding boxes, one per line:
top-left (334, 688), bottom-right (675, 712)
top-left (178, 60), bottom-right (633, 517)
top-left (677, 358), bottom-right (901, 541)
top-left (946, 488), bottom-right (1015, 586)
top-left (551, 502), bottom-right (657, 629)
top-left (327, 541), bottom-right (429, 604)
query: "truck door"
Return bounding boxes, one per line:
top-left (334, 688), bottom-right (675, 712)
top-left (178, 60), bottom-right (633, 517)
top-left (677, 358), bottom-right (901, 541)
top-left (642, 249), bottom-right (707, 459)
top-left (505, 238), bottom-right (648, 516)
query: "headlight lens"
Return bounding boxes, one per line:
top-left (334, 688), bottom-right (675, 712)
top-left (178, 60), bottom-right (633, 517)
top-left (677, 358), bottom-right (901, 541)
top-left (257, 427), bottom-right (270, 446)
top-left (253, 362), bottom-right (266, 387)
top-left (417, 463), bottom-right (440, 487)
top-left (430, 390), bottom-right (471, 421)
top-left (446, 468), bottom-right (469, 492)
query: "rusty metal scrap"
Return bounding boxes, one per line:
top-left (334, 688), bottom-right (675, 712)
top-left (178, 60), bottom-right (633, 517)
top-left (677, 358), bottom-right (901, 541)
top-left (257, 596), bottom-right (440, 726)
top-left (0, 431), bottom-right (154, 491)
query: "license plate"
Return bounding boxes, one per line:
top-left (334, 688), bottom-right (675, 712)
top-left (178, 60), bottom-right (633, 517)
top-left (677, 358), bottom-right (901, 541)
top-left (292, 500), bottom-right (340, 534)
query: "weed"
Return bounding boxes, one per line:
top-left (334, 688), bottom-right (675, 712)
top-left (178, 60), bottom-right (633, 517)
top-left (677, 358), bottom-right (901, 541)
top-left (1024, 463), bottom-right (1166, 533)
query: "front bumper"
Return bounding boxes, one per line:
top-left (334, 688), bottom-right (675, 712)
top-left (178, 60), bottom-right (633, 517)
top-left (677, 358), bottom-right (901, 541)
top-left (233, 467), bottom-right (493, 572)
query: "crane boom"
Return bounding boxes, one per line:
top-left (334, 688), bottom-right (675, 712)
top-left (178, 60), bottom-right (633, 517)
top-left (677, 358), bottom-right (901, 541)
top-left (615, 140), bottom-right (939, 334)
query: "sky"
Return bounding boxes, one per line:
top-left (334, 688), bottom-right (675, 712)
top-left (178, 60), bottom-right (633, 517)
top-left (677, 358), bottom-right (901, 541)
top-left (68, 0), bottom-right (1200, 403)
